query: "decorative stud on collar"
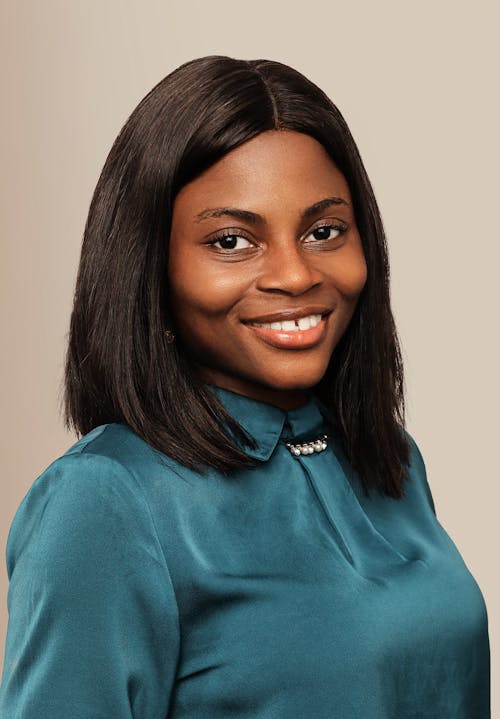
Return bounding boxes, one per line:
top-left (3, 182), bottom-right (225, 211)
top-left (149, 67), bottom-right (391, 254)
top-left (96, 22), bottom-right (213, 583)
top-left (285, 433), bottom-right (328, 457)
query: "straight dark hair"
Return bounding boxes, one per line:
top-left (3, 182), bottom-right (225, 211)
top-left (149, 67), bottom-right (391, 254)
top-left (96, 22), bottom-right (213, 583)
top-left (62, 55), bottom-right (411, 499)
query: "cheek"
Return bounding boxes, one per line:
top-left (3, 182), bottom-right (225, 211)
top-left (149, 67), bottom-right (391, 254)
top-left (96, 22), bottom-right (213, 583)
top-left (167, 246), bottom-right (248, 321)
top-left (332, 242), bottom-right (368, 299)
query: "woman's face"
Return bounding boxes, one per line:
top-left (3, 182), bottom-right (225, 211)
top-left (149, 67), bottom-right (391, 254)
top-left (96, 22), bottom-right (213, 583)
top-left (168, 130), bottom-right (367, 409)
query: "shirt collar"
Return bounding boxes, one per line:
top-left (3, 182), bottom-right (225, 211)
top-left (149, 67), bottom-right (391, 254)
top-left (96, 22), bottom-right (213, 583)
top-left (207, 384), bottom-right (335, 461)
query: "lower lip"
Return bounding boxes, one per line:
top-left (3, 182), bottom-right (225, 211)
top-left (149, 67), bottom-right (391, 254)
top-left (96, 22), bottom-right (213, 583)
top-left (243, 315), bottom-right (330, 349)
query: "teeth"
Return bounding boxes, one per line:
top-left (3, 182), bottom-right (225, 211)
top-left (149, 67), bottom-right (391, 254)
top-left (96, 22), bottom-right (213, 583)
top-left (250, 314), bottom-right (323, 331)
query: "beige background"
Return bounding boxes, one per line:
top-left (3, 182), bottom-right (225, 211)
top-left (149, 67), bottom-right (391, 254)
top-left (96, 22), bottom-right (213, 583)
top-left (1, 0), bottom-right (498, 709)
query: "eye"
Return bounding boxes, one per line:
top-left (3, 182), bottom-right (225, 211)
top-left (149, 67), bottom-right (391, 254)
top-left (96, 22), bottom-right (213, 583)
top-left (305, 223), bottom-right (347, 243)
top-left (208, 233), bottom-right (254, 251)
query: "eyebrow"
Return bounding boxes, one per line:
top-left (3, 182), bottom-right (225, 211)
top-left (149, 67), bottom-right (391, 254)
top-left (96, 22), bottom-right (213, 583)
top-left (194, 196), bottom-right (349, 224)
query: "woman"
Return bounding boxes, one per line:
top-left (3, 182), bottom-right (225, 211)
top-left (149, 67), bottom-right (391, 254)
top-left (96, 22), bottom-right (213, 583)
top-left (0, 55), bottom-right (490, 717)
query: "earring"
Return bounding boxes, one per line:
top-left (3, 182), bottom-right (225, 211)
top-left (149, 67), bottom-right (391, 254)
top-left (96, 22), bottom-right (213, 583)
top-left (165, 329), bottom-right (176, 344)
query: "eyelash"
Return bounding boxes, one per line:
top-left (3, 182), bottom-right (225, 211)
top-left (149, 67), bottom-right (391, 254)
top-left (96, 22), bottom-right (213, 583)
top-left (206, 222), bottom-right (348, 251)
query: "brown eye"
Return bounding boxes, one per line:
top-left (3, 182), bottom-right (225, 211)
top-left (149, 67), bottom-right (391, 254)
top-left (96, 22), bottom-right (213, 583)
top-left (308, 225), bottom-right (344, 242)
top-left (209, 234), bottom-right (253, 251)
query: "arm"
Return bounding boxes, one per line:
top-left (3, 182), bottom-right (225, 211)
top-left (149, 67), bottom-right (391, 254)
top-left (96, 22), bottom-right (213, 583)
top-left (0, 453), bottom-right (180, 718)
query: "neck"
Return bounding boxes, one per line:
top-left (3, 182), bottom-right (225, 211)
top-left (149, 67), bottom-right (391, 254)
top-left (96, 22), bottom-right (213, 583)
top-left (199, 371), bottom-right (311, 411)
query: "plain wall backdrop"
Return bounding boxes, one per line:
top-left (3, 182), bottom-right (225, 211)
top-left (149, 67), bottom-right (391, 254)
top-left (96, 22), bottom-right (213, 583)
top-left (1, 0), bottom-right (498, 709)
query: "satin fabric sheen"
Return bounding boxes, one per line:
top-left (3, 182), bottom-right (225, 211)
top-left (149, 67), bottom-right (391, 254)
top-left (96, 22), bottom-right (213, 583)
top-left (0, 385), bottom-right (490, 717)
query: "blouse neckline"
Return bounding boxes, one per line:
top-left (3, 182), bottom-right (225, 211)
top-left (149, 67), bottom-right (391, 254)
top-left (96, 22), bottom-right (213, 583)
top-left (206, 384), bottom-right (335, 461)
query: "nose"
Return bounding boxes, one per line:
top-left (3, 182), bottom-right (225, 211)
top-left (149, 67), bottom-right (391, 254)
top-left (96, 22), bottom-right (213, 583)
top-left (255, 241), bottom-right (322, 295)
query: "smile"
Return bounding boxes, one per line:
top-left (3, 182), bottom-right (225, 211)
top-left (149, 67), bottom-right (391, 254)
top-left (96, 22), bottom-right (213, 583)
top-left (247, 314), bottom-right (322, 331)
top-left (243, 313), bottom-right (330, 349)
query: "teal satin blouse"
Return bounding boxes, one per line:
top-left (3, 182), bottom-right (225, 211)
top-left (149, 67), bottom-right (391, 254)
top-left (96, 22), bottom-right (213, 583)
top-left (0, 385), bottom-right (490, 717)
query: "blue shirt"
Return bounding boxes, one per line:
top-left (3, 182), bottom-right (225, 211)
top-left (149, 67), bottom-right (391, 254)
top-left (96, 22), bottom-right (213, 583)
top-left (0, 386), bottom-right (490, 717)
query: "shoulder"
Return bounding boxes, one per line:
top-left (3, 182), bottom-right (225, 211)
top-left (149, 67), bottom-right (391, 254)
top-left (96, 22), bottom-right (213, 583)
top-left (402, 428), bottom-right (437, 515)
top-left (15, 423), bottom-right (154, 523)
top-left (62, 421), bottom-right (165, 466)
top-left (6, 423), bottom-right (176, 580)
top-left (37, 421), bottom-right (182, 508)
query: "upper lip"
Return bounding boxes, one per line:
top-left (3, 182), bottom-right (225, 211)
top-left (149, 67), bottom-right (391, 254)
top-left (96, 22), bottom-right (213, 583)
top-left (242, 305), bottom-right (333, 324)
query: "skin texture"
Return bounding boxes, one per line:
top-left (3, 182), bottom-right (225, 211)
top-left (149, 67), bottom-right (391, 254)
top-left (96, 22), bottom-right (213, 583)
top-left (168, 130), bottom-right (368, 410)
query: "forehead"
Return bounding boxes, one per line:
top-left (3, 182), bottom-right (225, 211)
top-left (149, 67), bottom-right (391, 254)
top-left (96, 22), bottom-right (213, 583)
top-left (172, 130), bottom-right (352, 219)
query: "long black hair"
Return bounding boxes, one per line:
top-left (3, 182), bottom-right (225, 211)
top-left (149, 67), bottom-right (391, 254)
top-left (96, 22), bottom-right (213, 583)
top-left (61, 55), bottom-right (411, 499)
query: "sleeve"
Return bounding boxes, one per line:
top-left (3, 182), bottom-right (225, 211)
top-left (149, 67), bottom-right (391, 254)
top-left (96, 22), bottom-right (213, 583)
top-left (0, 453), bottom-right (180, 719)
top-left (404, 429), bottom-right (437, 517)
